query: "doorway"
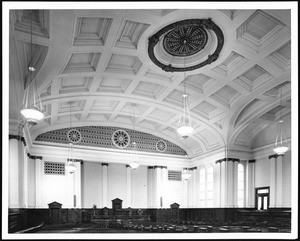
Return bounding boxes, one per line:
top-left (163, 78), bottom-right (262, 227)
top-left (255, 186), bottom-right (269, 210)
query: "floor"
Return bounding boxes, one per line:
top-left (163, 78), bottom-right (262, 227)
top-left (34, 221), bottom-right (291, 233)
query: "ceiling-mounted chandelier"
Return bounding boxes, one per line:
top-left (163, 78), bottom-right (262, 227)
top-left (273, 85), bottom-right (289, 155)
top-left (182, 139), bottom-right (191, 180)
top-left (66, 143), bottom-right (76, 174)
top-left (65, 101), bottom-right (77, 174)
top-left (129, 104), bottom-right (139, 169)
top-left (182, 167), bottom-right (192, 180)
top-left (177, 57), bottom-right (194, 139)
top-left (130, 141), bottom-right (139, 170)
top-left (20, 10), bottom-right (44, 125)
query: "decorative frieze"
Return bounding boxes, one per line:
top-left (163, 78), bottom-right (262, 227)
top-left (35, 126), bottom-right (186, 156)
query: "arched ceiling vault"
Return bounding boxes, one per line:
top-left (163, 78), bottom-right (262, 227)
top-left (9, 8), bottom-right (292, 158)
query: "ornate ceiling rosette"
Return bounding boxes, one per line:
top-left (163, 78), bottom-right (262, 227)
top-left (148, 18), bottom-right (224, 72)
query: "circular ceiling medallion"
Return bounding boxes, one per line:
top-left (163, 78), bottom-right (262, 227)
top-left (112, 129), bottom-right (131, 149)
top-left (163, 25), bottom-right (208, 57)
top-left (67, 129), bottom-right (82, 143)
top-left (148, 18), bottom-right (224, 72)
top-left (156, 140), bottom-right (167, 152)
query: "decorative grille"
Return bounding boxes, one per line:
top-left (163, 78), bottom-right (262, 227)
top-left (112, 129), bottom-right (130, 148)
top-left (44, 161), bottom-right (65, 175)
top-left (168, 170), bottom-right (182, 181)
top-left (67, 128), bottom-right (82, 143)
top-left (35, 126), bottom-right (187, 156)
top-left (156, 140), bottom-right (167, 152)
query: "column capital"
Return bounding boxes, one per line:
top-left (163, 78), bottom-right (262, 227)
top-left (189, 167), bottom-right (197, 170)
top-left (72, 159), bottom-right (83, 164)
top-left (153, 165), bottom-right (167, 169)
top-left (249, 159), bottom-right (256, 163)
top-left (102, 163), bottom-right (109, 166)
top-left (126, 164), bottom-right (131, 168)
top-left (27, 153), bottom-right (42, 160)
top-left (269, 154), bottom-right (281, 159)
top-left (9, 134), bottom-right (26, 146)
top-left (215, 157), bottom-right (240, 164)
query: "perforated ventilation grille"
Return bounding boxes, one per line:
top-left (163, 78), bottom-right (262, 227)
top-left (35, 126), bottom-right (187, 156)
top-left (168, 170), bottom-right (182, 181)
top-left (44, 162), bottom-right (65, 175)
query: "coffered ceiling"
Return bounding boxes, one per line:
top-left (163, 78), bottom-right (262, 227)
top-left (8, 6), bottom-right (293, 158)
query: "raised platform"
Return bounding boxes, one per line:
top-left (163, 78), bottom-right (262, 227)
top-left (91, 214), bottom-right (150, 228)
top-left (235, 209), bottom-right (291, 227)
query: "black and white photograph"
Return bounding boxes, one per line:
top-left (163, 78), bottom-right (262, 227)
top-left (2, 1), bottom-right (298, 240)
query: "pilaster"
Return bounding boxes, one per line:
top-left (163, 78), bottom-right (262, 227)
top-left (126, 165), bottom-right (132, 207)
top-left (102, 163), bottom-right (108, 207)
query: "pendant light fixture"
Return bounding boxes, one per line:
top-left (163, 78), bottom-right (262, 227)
top-left (177, 57), bottom-right (193, 139)
top-left (129, 103), bottom-right (139, 169)
top-left (20, 10), bottom-right (44, 125)
top-left (273, 85), bottom-right (289, 155)
top-left (182, 139), bottom-right (191, 180)
top-left (65, 102), bottom-right (77, 174)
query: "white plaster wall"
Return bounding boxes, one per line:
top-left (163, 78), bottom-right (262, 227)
top-left (282, 151), bottom-right (291, 207)
top-left (254, 152), bottom-right (291, 207)
top-left (131, 166), bottom-right (148, 208)
top-left (27, 158), bottom-right (36, 207)
top-left (107, 164), bottom-right (127, 208)
top-left (81, 161), bottom-right (102, 208)
top-left (41, 167), bottom-right (70, 207)
top-left (165, 180), bottom-right (183, 207)
top-left (9, 139), bottom-right (20, 208)
top-left (255, 158), bottom-right (270, 188)
top-left (165, 167), bottom-right (185, 208)
top-left (39, 157), bottom-right (73, 208)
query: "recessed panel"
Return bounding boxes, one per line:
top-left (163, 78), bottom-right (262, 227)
top-left (132, 81), bottom-right (166, 99)
top-left (62, 53), bottom-right (101, 74)
top-left (97, 77), bottom-right (131, 93)
top-left (105, 54), bottom-right (142, 75)
top-left (74, 17), bottom-right (112, 46)
top-left (115, 20), bottom-right (150, 49)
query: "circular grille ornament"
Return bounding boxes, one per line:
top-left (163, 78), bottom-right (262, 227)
top-left (67, 129), bottom-right (82, 143)
top-left (163, 25), bottom-right (208, 57)
top-left (148, 18), bottom-right (224, 72)
top-left (112, 129), bottom-right (130, 149)
top-left (156, 140), bottom-right (167, 152)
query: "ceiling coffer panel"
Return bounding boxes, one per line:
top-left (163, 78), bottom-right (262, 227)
top-left (73, 17), bottom-right (113, 46)
top-left (13, 10), bottom-right (50, 39)
top-left (35, 126), bottom-right (187, 156)
top-left (236, 10), bottom-right (290, 52)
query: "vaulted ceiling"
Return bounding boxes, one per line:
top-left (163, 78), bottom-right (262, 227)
top-left (8, 8), bottom-right (292, 158)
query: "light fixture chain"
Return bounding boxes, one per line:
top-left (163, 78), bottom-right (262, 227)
top-left (70, 101), bottom-right (72, 129)
top-left (184, 57), bottom-right (186, 95)
top-left (30, 9), bottom-right (33, 68)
